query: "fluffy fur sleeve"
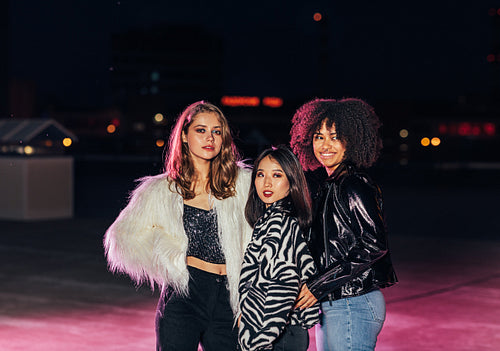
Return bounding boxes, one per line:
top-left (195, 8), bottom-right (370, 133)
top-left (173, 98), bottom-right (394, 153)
top-left (103, 174), bottom-right (189, 294)
top-left (236, 167), bottom-right (253, 251)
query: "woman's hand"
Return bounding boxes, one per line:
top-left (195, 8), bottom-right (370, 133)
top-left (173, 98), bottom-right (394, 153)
top-left (294, 283), bottom-right (318, 309)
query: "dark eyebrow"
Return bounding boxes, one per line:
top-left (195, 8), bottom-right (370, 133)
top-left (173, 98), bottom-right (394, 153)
top-left (314, 131), bottom-right (337, 135)
top-left (256, 168), bottom-right (283, 172)
top-left (192, 124), bottom-right (221, 128)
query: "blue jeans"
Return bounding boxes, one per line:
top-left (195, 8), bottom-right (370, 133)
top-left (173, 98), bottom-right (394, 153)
top-left (315, 289), bottom-right (386, 351)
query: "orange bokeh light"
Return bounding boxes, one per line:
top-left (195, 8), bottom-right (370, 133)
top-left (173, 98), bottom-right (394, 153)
top-left (430, 137), bottom-right (441, 146)
top-left (313, 12), bottom-right (322, 21)
top-left (107, 124), bottom-right (116, 134)
top-left (62, 138), bottom-right (72, 147)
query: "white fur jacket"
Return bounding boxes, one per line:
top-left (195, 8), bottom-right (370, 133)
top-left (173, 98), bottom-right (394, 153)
top-left (104, 167), bottom-right (252, 316)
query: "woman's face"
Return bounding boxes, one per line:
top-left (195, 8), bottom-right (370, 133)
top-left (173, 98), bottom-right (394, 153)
top-left (312, 121), bottom-right (346, 175)
top-left (182, 112), bottom-right (223, 164)
top-left (254, 155), bottom-right (290, 208)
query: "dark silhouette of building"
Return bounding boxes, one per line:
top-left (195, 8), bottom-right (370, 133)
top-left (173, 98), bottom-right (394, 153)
top-left (110, 25), bottom-right (224, 134)
top-left (1, 0), bottom-right (9, 117)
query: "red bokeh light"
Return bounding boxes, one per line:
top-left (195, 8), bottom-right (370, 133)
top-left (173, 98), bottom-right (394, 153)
top-left (457, 122), bottom-right (471, 136)
top-left (262, 97), bottom-right (283, 108)
top-left (484, 123), bottom-right (496, 136)
top-left (487, 54), bottom-right (496, 63)
top-left (471, 125), bottom-right (481, 136)
top-left (442, 122), bottom-right (496, 137)
top-left (438, 123), bottom-right (447, 134)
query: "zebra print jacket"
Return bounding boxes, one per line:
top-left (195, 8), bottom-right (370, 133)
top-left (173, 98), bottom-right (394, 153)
top-left (238, 198), bottom-right (319, 351)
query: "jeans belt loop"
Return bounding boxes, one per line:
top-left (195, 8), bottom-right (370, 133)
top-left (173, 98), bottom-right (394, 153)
top-left (328, 293), bottom-right (333, 306)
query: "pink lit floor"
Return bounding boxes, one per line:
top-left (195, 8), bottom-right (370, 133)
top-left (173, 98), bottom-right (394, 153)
top-left (1, 218), bottom-right (499, 351)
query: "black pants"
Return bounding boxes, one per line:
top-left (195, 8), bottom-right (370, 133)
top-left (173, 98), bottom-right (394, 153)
top-left (272, 325), bottom-right (309, 351)
top-left (155, 266), bottom-right (237, 351)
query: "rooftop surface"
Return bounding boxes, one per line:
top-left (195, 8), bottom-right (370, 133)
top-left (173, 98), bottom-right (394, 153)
top-left (1, 158), bottom-right (499, 350)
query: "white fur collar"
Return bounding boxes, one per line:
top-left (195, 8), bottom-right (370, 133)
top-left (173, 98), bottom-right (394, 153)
top-left (104, 167), bottom-right (252, 315)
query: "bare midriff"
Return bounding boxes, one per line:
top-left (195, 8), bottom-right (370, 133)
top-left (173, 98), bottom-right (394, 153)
top-left (186, 256), bottom-right (227, 275)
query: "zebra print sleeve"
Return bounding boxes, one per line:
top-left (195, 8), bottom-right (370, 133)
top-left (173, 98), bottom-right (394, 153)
top-left (289, 234), bottom-right (320, 329)
top-left (238, 212), bottom-right (303, 351)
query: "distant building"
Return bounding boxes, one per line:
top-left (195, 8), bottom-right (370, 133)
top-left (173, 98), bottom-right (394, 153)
top-left (111, 24), bottom-right (224, 132)
top-left (1, 0), bottom-right (9, 117)
top-left (0, 118), bottom-right (77, 156)
top-left (0, 119), bottom-right (77, 220)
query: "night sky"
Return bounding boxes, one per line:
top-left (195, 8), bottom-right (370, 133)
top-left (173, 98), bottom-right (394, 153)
top-left (8, 0), bottom-right (499, 109)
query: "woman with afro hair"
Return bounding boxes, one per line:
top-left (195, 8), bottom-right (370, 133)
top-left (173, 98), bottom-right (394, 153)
top-left (290, 98), bottom-right (397, 351)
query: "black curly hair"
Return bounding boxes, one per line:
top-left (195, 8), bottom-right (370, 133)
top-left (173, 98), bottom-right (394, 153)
top-left (290, 98), bottom-right (383, 170)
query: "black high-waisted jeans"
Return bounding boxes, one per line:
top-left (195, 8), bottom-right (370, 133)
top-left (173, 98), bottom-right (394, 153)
top-left (272, 325), bottom-right (309, 351)
top-left (155, 266), bottom-right (237, 351)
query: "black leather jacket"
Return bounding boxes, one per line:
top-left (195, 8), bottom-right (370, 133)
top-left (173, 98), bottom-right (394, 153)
top-left (305, 163), bottom-right (397, 302)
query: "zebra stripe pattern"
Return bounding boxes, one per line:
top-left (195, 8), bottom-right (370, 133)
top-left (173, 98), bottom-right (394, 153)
top-left (238, 201), bottom-right (319, 351)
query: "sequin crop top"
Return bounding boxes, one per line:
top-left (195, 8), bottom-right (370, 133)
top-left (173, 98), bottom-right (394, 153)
top-left (183, 204), bottom-right (226, 264)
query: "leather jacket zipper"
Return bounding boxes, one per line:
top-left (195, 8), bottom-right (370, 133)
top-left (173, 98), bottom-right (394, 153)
top-left (322, 184), bottom-right (333, 268)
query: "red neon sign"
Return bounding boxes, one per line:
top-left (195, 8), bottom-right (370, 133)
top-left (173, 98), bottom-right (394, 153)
top-left (262, 97), bottom-right (283, 108)
top-left (221, 96), bottom-right (260, 107)
top-left (221, 96), bottom-right (284, 108)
